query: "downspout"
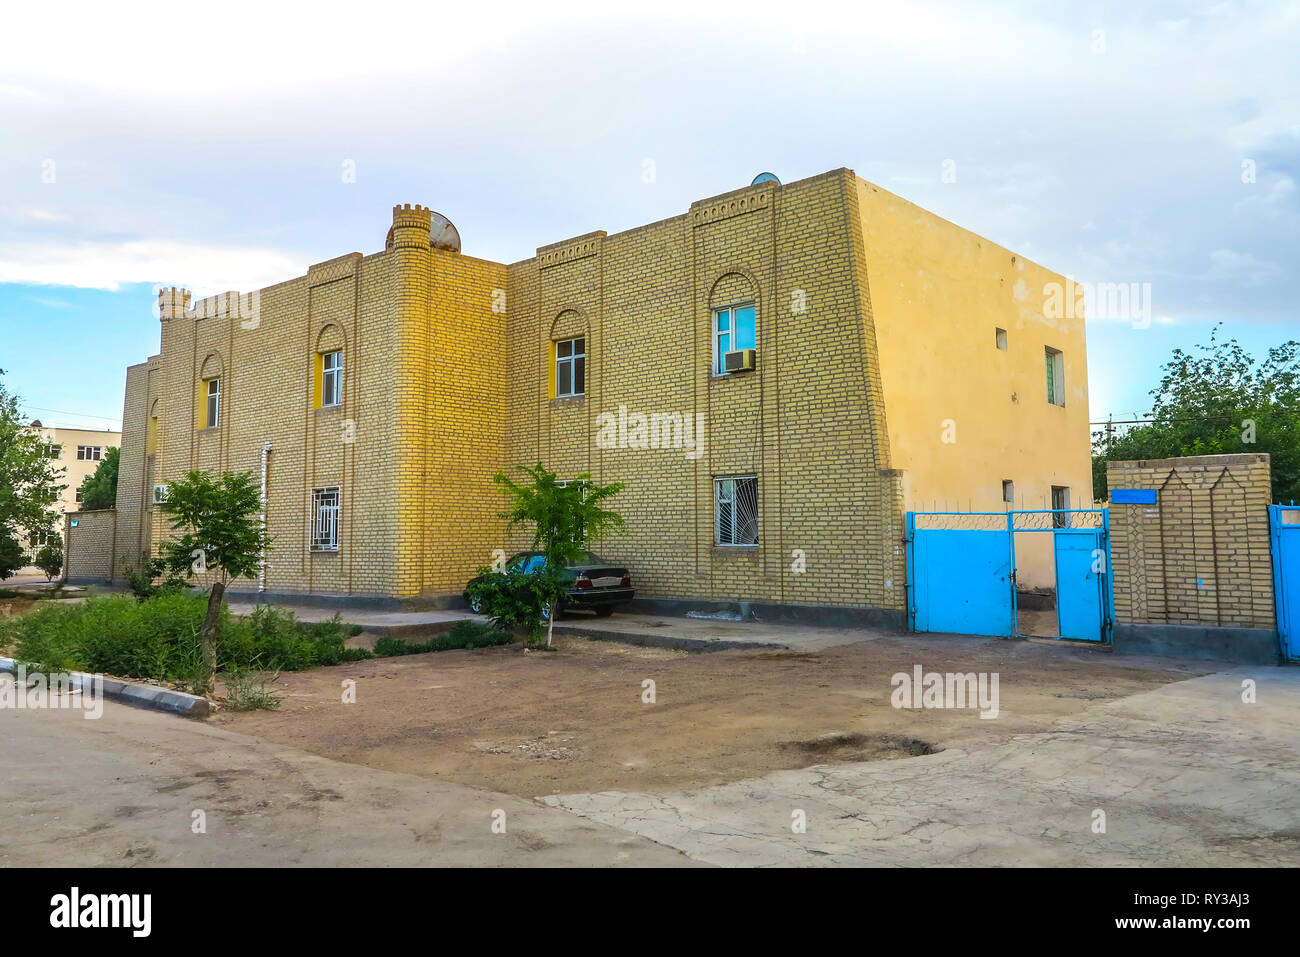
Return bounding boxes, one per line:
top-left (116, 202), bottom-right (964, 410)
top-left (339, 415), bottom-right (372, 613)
top-left (258, 441), bottom-right (272, 592)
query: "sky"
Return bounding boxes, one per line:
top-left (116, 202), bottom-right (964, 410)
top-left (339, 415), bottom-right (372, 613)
top-left (0, 0), bottom-right (1296, 432)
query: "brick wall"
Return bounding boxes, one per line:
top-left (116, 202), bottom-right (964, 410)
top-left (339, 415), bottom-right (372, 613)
top-left (111, 168), bottom-right (1084, 612)
top-left (64, 509), bottom-right (117, 582)
top-left (1107, 453), bottom-right (1274, 628)
top-left (503, 169), bottom-right (905, 612)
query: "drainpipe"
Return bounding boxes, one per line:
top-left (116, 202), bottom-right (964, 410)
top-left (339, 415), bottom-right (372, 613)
top-left (258, 441), bottom-right (272, 592)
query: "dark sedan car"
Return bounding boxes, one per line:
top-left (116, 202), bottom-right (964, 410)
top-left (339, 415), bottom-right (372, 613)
top-left (464, 550), bottom-right (634, 617)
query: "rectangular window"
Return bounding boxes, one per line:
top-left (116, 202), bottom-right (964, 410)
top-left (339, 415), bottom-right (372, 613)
top-left (995, 328), bottom-right (1008, 350)
top-left (1045, 347), bottom-right (1065, 406)
top-left (321, 350), bottom-right (343, 407)
top-left (76, 446), bottom-right (102, 461)
top-left (1002, 480), bottom-right (1014, 504)
top-left (75, 489), bottom-right (83, 504)
top-left (1051, 485), bottom-right (1070, 528)
top-left (30, 530), bottom-right (49, 547)
top-left (311, 487), bottom-right (340, 551)
top-left (714, 475), bottom-right (759, 546)
top-left (45, 443), bottom-right (61, 458)
top-left (555, 337), bottom-right (586, 397)
top-left (713, 304), bottom-right (756, 374)
top-left (205, 378), bottom-right (221, 429)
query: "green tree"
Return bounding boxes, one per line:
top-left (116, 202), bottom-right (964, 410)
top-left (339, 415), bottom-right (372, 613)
top-left (157, 470), bottom-right (271, 693)
top-left (492, 463), bottom-right (625, 648)
top-left (77, 447), bottom-right (120, 510)
top-left (0, 534), bottom-right (25, 580)
top-left (34, 531), bottom-right (63, 581)
top-left (1093, 327), bottom-right (1300, 503)
top-left (0, 370), bottom-right (65, 557)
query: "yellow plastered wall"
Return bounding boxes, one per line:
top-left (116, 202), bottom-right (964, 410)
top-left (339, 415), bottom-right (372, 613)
top-left (856, 178), bottom-right (1093, 587)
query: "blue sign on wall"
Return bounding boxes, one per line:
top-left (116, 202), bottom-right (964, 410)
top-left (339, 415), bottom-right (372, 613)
top-left (1112, 488), bottom-right (1157, 505)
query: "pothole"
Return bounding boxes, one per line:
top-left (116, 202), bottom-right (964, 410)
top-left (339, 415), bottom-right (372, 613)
top-left (779, 732), bottom-right (939, 762)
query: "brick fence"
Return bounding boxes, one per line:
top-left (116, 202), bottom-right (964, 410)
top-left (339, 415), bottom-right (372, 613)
top-left (1106, 452), bottom-right (1278, 663)
top-left (63, 509), bottom-right (118, 583)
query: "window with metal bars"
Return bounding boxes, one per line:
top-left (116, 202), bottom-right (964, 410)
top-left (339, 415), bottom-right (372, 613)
top-left (714, 475), bottom-right (758, 546)
top-left (311, 487), bottom-right (340, 550)
top-left (1051, 485), bottom-right (1070, 529)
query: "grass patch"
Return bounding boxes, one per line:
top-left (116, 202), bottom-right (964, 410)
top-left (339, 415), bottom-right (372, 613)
top-left (222, 670), bottom-right (282, 711)
top-left (0, 594), bottom-right (373, 692)
top-left (371, 621), bottom-right (512, 658)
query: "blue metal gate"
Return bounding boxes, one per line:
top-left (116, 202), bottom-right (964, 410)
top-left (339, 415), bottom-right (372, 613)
top-left (907, 513), bottom-right (1013, 637)
top-left (906, 509), bottom-right (1112, 643)
top-left (1270, 506), bottom-right (1300, 661)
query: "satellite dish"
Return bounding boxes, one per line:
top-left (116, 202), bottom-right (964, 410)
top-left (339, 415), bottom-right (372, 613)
top-left (384, 210), bottom-right (462, 253)
top-left (751, 171), bottom-right (781, 186)
top-left (430, 212), bottom-right (461, 252)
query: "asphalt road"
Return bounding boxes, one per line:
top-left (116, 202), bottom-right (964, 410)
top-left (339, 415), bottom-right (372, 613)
top-left (0, 684), bottom-right (691, 867)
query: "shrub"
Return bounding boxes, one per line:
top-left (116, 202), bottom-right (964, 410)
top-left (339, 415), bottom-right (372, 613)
top-left (122, 558), bottom-right (187, 602)
top-left (34, 534), bottom-right (63, 581)
top-left (371, 621), bottom-right (511, 658)
top-left (3, 595), bottom-right (371, 690)
top-left (465, 566), bottom-right (561, 646)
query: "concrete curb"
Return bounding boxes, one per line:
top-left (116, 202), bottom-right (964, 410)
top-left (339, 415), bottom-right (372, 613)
top-left (0, 657), bottom-right (212, 718)
top-left (551, 625), bottom-right (787, 653)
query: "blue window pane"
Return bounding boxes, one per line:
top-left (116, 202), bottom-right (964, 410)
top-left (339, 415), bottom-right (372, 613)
top-left (716, 309), bottom-right (730, 332)
top-left (735, 306), bottom-right (756, 350)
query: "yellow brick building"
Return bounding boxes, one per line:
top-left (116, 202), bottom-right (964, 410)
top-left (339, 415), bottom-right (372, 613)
top-left (110, 168), bottom-right (1092, 617)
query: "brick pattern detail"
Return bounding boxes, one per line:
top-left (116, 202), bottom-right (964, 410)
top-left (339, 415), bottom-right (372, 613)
top-left (1107, 454), bottom-right (1275, 628)
top-left (63, 509), bottom-right (117, 581)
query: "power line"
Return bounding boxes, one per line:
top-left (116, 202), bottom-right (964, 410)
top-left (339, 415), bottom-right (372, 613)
top-left (1090, 415), bottom-right (1243, 426)
top-left (20, 404), bottom-right (120, 423)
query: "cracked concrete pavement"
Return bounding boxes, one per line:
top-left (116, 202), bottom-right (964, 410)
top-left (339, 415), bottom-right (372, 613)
top-left (5, 663), bottom-right (1296, 867)
top-left (541, 668), bottom-right (1300, 866)
top-left (0, 689), bottom-right (691, 867)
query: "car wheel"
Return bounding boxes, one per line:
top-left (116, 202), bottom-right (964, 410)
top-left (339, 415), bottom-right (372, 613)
top-left (593, 606), bottom-right (614, 617)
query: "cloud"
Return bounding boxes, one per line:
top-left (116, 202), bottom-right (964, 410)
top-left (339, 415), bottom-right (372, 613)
top-left (0, 240), bottom-right (306, 293)
top-left (1202, 248), bottom-right (1284, 286)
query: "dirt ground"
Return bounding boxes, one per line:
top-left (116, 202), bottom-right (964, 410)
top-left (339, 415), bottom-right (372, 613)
top-left (218, 631), bottom-right (1209, 797)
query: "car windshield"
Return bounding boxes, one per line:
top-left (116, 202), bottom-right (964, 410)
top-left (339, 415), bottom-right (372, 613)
top-left (510, 551), bottom-right (605, 571)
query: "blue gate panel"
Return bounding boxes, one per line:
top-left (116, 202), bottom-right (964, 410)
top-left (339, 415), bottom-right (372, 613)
top-left (1053, 529), bottom-right (1105, 642)
top-left (912, 528), bottom-right (1012, 637)
top-left (1272, 507), bottom-right (1300, 661)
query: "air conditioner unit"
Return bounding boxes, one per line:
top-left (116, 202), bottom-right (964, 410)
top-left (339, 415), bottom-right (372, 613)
top-left (152, 483), bottom-right (169, 504)
top-left (724, 349), bottom-right (756, 373)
